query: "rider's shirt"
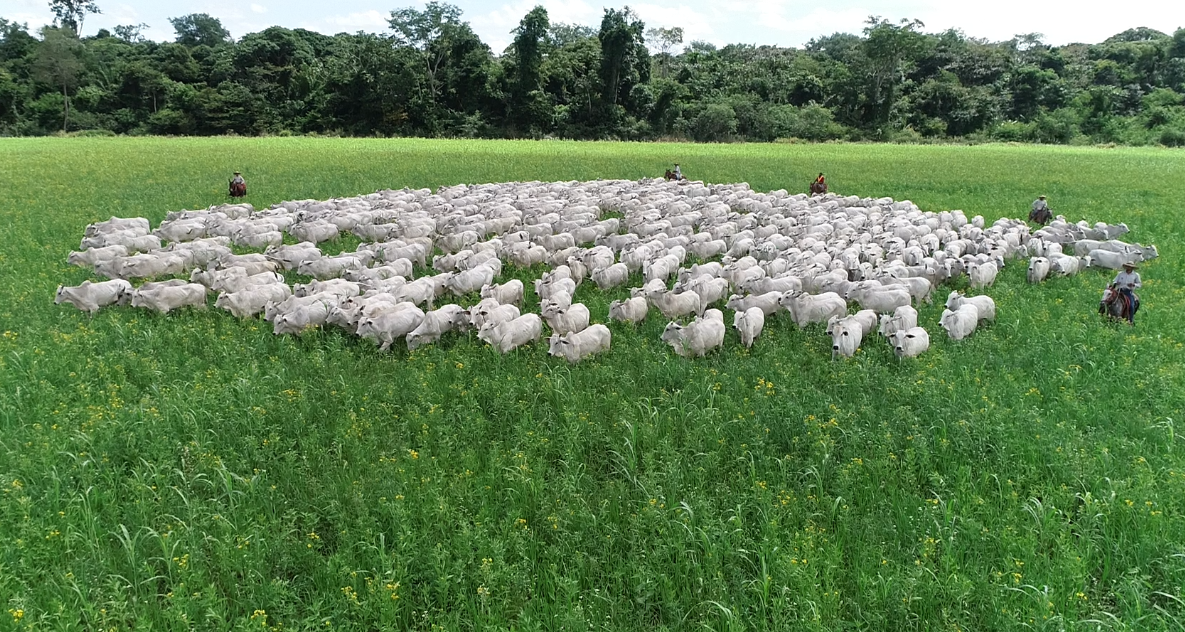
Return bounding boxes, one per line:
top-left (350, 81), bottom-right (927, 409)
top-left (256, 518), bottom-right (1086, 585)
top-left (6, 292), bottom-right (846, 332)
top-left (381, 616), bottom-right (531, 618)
top-left (1113, 270), bottom-right (1141, 290)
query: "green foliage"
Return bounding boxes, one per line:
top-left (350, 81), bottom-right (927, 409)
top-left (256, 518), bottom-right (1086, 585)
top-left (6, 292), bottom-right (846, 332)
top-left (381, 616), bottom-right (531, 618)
top-left (169, 13), bottom-right (230, 48)
top-left (2, 138), bottom-right (1185, 629)
top-left (2, 9), bottom-right (1185, 143)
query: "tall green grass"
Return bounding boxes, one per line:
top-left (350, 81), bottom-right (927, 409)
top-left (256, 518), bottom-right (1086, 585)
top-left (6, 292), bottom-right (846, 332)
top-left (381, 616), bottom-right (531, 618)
top-left (1, 138), bottom-right (1184, 631)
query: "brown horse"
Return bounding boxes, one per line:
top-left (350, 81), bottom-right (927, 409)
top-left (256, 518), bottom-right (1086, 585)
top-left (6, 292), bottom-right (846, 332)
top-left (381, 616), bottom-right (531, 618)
top-left (1100, 285), bottom-right (1136, 323)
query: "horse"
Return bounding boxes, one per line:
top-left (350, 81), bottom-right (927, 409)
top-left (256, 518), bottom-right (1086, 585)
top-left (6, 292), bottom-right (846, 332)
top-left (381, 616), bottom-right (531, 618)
top-left (809, 180), bottom-right (827, 196)
top-left (1099, 285), bottom-right (1137, 324)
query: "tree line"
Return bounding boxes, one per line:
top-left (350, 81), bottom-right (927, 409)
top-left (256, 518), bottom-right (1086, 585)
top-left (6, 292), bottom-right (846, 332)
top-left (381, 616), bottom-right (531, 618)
top-left (2, 2), bottom-right (1185, 145)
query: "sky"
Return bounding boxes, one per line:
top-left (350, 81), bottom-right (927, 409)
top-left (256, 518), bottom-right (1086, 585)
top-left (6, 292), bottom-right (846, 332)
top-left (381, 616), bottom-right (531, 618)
top-left (4, 0), bottom-right (1185, 54)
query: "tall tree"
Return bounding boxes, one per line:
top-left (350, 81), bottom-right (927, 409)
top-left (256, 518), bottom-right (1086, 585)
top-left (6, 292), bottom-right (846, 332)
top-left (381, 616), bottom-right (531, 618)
top-left (646, 26), bottom-right (682, 77)
top-left (113, 23), bottom-right (149, 44)
top-left (598, 7), bottom-right (648, 108)
top-left (32, 26), bottom-right (83, 131)
top-left (169, 14), bottom-right (231, 48)
top-left (510, 6), bottom-right (549, 128)
top-left (862, 16), bottom-right (928, 129)
top-left (388, 2), bottom-right (463, 106)
top-left (48, 0), bottom-right (101, 34)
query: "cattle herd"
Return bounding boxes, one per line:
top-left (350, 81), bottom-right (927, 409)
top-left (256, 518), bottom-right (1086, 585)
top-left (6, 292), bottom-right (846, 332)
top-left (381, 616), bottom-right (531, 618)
top-left (55, 179), bottom-right (1159, 363)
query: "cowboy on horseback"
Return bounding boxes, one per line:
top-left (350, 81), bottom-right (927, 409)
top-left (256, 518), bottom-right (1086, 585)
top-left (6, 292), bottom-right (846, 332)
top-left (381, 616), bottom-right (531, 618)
top-left (809, 173), bottom-right (827, 196)
top-left (1113, 262), bottom-right (1141, 324)
top-left (1029, 195), bottom-right (1052, 226)
top-left (229, 171), bottom-right (247, 198)
top-left (1100, 262), bottom-right (1142, 324)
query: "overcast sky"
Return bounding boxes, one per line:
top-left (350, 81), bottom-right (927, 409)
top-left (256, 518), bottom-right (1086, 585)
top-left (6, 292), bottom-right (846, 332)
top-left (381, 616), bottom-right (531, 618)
top-left (4, 0), bottom-right (1184, 53)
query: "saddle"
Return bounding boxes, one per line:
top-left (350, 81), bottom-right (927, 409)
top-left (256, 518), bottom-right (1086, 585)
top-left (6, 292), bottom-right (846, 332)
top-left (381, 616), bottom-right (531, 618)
top-left (229, 181), bottom-right (247, 197)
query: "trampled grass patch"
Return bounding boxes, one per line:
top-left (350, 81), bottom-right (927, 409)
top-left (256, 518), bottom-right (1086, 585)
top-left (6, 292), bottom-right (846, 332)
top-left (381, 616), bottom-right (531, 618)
top-left (1, 137), bottom-right (1184, 630)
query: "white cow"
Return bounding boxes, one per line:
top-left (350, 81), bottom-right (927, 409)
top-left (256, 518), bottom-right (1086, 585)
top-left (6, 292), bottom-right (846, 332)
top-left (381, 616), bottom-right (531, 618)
top-left (779, 291), bottom-right (847, 328)
top-left (480, 280), bottom-right (524, 306)
top-left (591, 263), bottom-right (630, 290)
top-left (548, 324), bottom-right (612, 364)
top-left (967, 261), bottom-right (998, 289)
top-left (725, 292), bottom-right (782, 317)
top-left (543, 303), bottom-right (590, 335)
top-left (478, 313), bottom-right (543, 354)
top-left (1026, 257), bottom-right (1051, 284)
top-left (608, 297), bottom-right (648, 325)
top-left (891, 327), bottom-right (930, 359)
top-left (661, 309), bottom-right (726, 358)
top-left (68, 245), bottom-right (128, 268)
top-left (406, 304), bottom-right (469, 350)
top-left (939, 305), bottom-right (980, 341)
top-left (733, 307), bottom-right (765, 348)
top-left (215, 284), bottom-right (292, 318)
top-left (54, 280), bottom-right (132, 315)
top-left (831, 319), bottom-right (863, 359)
top-left (357, 305), bottom-right (425, 351)
top-left (944, 291), bottom-right (996, 323)
top-left (131, 283), bottom-right (208, 314)
top-left (878, 305), bottom-right (918, 338)
top-left (651, 290), bottom-right (702, 320)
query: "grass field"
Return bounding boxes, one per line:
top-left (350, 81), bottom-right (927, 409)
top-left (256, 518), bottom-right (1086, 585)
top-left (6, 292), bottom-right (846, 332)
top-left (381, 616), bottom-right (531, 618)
top-left (1, 137), bottom-right (1184, 631)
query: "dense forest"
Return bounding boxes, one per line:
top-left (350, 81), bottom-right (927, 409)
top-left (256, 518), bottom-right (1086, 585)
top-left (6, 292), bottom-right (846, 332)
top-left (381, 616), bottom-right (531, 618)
top-left (3, 1), bottom-right (1185, 145)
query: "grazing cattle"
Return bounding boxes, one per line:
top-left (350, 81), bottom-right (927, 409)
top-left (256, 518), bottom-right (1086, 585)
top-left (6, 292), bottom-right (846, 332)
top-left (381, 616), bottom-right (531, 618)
top-left (54, 280), bottom-right (132, 315)
top-left (543, 302), bottom-right (590, 335)
top-left (828, 309), bottom-right (877, 337)
top-left (266, 243), bottom-right (322, 270)
top-left (725, 292), bottom-right (782, 317)
top-left (357, 305), bottom-right (426, 351)
top-left (779, 291), bottom-right (847, 328)
top-left (478, 313), bottom-right (543, 354)
top-left (480, 280), bottom-right (524, 306)
top-left (215, 284), bottom-right (292, 318)
top-left (846, 284), bottom-right (911, 314)
top-left (470, 302), bottom-right (520, 330)
top-left (548, 324), bottom-right (612, 364)
top-left (85, 217), bottom-right (150, 237)
top-left (733, 307), bottom-right (765, 348)
top-left (608, 297), bottom-right (648, 325)
top-left (446, 265), bottom-right (496, 296)
top-left (68, 245), bottom-right (128, 268)
top-left (131, 283), bottom-right (208, 314)
top-left (406, 304), bottom-right (469, 351)
top-left (298, 255), bottom-right (365, 280)
top-left (289, 221), bottom-right (340, 244)
top-left (831, 319), bottom-right (863, 359)
top-left (661, 309), bottom-right (726, 358)
top-left (967, 261), bottom-right (998, 289)
top-left (891, 327), bottom-right (930, 359)
top-left (1047, 253), bottom-right (1081, 276)
top-left (294, 279), bottom-right (361, 300)
top-left (878, 305), bottom-right (919, 338)
top-left (536, 277), bottom-right (577, 301)
top-left (944, 291), bottom-right (995, 323)
top-left (592, 263), bottom-right (630, 290)
top-left (940, 305), bottom-right (980, 341)
top-left (1026, 257), bottom-right (1051, 284)
top-left (651, 290), bottom-right (702, 319)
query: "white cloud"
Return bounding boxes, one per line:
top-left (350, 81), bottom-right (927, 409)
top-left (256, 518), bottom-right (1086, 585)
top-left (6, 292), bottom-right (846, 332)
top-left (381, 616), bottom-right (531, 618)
top-left (468, 0), bottom-right (601, 52)
top-left (251, 4), bottom-right (268, 15)
top-left (630, 3), bottom-right (719, 48)
top-left (312, 10), bottom-right (390, 34)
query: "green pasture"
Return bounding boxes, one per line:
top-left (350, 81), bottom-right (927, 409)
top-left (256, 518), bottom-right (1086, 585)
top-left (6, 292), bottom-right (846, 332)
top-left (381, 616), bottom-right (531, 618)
top-left (1, 138), bottom-right (1184, 631)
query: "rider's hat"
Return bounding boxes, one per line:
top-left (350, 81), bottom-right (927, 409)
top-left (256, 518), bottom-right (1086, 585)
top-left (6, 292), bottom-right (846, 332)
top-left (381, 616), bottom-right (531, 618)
top-left (234, 171), bottom-right (241, 174)
top-left (1038, 195), bottom-right (1046, 199)
top-left (1122, 261), bottom-right (1138, 269)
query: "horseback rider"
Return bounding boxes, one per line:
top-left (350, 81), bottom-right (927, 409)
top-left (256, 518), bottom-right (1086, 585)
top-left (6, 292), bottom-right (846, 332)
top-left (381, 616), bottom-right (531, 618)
top-left (1029, 195), bottom-right (1051, 225)
top-left (810, 173), bottom-right (827, 196)
top-left (673, 163), bottom-right (683, 181)
top-left (229, 171), bottom-right (247, 198)
top-left (1113, 262), bottom-right (1141, 324)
